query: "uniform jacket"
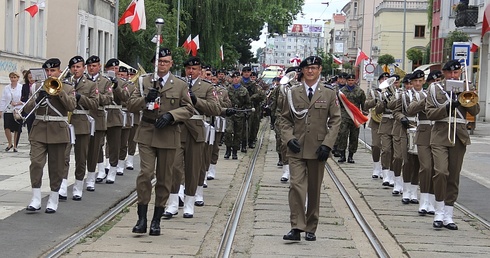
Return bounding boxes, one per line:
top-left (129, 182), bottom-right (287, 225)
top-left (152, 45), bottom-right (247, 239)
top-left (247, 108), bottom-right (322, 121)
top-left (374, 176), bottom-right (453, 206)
top-left (126, 81), bottom-right (141, 126)
top-left (227, 84), bottom-right (251, 117)
top-left (127, 73), bottom-right (193, 149)
top-left (121, 80), bottom-right (136, 128)
top-left (406, 89), bottom-right (431, 146)
top-left (88, 74), bottom-right (113, 131)
top-left (106, 77), bottom-right (130, 127)
top-left (70, 75), bottom-right (99, 135)
top-left (364, 88), bottom-right (382, 128)
top-left (24, 82), bottom-right (77, 144)
top-left (184, 77), bottom-right (221, 142)
top-left (279, 82), bottom-right (341, 159)
top-left (243, 79), bottom-right (265, 107)
top-left (425, 80), bottom-right (480, 146)
top-left (376, 92), bottom-right (395, 135)
top-left (339, 85), bottom-right (366, 123)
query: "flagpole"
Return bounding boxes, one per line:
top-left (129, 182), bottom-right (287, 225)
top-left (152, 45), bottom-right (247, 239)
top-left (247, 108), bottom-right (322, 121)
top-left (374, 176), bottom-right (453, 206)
top-left (115, 0), bottom-right (119, 58)
top-left (176, 0), bottom-right (181, 47)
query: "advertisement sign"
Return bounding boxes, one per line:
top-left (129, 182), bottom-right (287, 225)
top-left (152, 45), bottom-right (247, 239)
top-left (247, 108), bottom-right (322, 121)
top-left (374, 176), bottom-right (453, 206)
top-left (289, 24), bottom-right (323, 34)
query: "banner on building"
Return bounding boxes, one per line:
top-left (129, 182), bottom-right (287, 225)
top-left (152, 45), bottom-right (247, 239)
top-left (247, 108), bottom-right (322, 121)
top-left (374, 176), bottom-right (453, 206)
top-left (288, 24), bottom-right (323, 34)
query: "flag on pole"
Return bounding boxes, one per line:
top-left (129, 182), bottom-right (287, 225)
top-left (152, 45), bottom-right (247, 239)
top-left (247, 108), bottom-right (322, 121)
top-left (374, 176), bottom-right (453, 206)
top-left (355, 48), bottom-right (369, 67)
top-left (482, 4), bottom-right (490, 38)
top-left (118, 0), bottom-right (146, 32)
top-left (182, 34), bottom-right (192, 54)
top-left (332, 54), bottom-right (343, 65)
top-left (16, 0), bottom-right (45, 17)
top-left (470, 42), bottom-right (479, 53)
top-left (189, 35), bottom-right (200, 56)
top-left (220, 45), bottom-right (224, 61)
top-left (151, 35), bottom-right (163, 44)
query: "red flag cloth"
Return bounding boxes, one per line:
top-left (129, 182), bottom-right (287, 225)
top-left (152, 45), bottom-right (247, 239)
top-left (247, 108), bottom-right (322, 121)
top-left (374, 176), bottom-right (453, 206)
top-left (338, 92), bottom-right (368, 128)
top-left (189, 35), bottom-right (200, 56)
top-left (25, 4), bottom-right (39, 17)
top-left (118, 0), bottom-right (146, 32)
top-left (482, 4), bottom-right (490, 38)
top-left (470, 42), bottom-right (479, 53)
top-left (220, 45), bottom-right (224, 61)
top-left (182, 34), bottom-right (192, 54)
top-left (332, 54), bottom-right (343, 65)
top-left (355, 48), bottom-right (369, 67)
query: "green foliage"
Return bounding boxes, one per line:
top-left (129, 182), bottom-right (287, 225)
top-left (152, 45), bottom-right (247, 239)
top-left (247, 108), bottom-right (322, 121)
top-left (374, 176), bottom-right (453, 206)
top-left (445, 30), bottom-right (470, 48)
top-left (406, 48), bottom-right (424, 62)
top-left (118, 0), bottom-right (304, 72)
top-left (377, 54), bottom-right (396, 66)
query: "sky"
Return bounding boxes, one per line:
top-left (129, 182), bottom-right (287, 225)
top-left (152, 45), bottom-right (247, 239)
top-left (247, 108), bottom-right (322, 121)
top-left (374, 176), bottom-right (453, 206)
top-left (251, 0), bottom-right (350, 55)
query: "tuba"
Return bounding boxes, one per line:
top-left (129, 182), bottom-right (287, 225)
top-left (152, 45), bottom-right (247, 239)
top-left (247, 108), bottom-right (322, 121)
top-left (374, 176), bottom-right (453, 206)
top-left (379, 77), bottom-right (397, 102)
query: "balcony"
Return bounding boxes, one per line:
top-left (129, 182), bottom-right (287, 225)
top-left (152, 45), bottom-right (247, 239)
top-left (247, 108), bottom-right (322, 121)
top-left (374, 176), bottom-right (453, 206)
top-left (455, 5), bottom-right (479, 27)
top-left (375, 1), bottom-right (428, 15)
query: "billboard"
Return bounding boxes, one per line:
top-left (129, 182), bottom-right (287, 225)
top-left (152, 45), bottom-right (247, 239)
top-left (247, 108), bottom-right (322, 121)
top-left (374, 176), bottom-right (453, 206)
top-left (289, 24), bottom-right (323, 34)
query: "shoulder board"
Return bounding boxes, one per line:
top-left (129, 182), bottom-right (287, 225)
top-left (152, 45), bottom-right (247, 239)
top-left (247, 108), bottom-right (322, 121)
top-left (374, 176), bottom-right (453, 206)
top-left (174, 75), bottom-right (187, 83)
top-left (201, 78), bottom-right (212, 84)
top-left (323, 83), bottom-right (335, 90)
top-left (62, 80), bottom-right (73, 86)
top-left (140, 73), bottom-right (152, 78)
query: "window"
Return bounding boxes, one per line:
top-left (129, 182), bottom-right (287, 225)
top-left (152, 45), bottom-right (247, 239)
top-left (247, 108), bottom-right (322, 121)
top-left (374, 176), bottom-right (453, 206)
top-left (415, 25), bottom-right (425, 38)
top-left (18, 1), bottom-right (26, 54)
top-left (351, 31), bottom-right (356, 48)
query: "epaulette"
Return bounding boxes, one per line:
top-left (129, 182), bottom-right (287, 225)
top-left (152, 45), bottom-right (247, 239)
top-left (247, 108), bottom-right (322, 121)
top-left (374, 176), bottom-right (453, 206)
top-left (62, 80), bottom-right (73, 86)
top-left (323, 83), bottom-right (335, 90)
top-left (174, 75), bottom-right (188, 83)
top-left (201, 78), bottom-right (212, 84)
top-left (140, 73), bottom-right (152, 78)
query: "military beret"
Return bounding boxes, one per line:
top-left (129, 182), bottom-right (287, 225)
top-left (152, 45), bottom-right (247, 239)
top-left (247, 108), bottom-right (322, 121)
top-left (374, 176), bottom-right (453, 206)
top-left (119, 66), bottom-right (128, 73)
top-left (242, 66), bottom-right (252, 72)
top-left (151, 48), bottom-right (172, 63)
top-left (105, 58), bottom-right (120, 68)
top-left (411, 70), bottom-right (425, 79)
top-left (346, 74), bottom-right (356, 80)
top-left (128, 68), bottom-right (137, 74)
top-left (402, 73), bottom-right (412, 83)
top-left (86, 55), bottom-right (100, 65)
top-left (427, 70), bottom-right (442, 81)
top-left (378, 72), bottom-right (391, 81)
top-left (42, 58), bottom-right (61, 69)
top-left (442, 60), bottom-right (461, 71)
top-left (68, 56), bottom-right (84, 68)
top-left (299, 56), bottom-right (322, 68)
top-left (338, 72), bottom-right (348, 79)
top-left (390, 74), bottom-right (400, 81)
top-left (218, 69), bottom-right (227, 74)
top-left (285, 66), bottom-right (301, 74)
top-left (231, 71), bottom-right (241, 78)
top-left (251, 71), bottom-right (257, 77)
top-left (184, 57), bottom-right (201, 67)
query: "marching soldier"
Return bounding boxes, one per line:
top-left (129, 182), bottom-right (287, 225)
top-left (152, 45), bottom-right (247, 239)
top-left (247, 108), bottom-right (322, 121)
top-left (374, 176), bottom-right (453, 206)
top-left (125, 68), bottom-right (141, 171)
top-left (224, 71), bottom-right (251, 159)
top-left (336, 74), bottom-right (366, 163)
top-left (85, 55), bottom-right (114, 192)
top-left (242, 66), bottom-right (265, 151)
top-left (332, 72), bottom-right (348, 157)
top-left (425, 60), bottom-right (480, 230)
top-left (59, 56), bottom-right (99, 201)
top-left (96, 59), bottom-right (130, 184)
top-left (269, 77), bottom-right (283, 167)
top-left (127, 48), bottom-right (193, 235)
top-left (116, 66), bottom-right (135, 176)
top-left (25, 58), bottom-right (77, 213)
top-left (279, 56), bottom-right (341, 241)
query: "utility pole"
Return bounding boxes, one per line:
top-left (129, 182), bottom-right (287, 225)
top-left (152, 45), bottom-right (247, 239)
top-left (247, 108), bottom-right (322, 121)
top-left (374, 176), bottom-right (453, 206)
top-left (402, 0), bottom-right (407, 70)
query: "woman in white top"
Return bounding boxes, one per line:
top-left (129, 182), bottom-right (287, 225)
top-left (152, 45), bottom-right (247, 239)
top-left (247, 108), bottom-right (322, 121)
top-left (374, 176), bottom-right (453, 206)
top-left (0, 72), bottom-right (24, 152)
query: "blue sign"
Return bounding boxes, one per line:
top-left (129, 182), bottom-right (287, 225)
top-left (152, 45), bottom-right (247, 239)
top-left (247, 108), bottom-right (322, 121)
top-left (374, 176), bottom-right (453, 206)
top-left (452, 42), bottom-right (470, 66)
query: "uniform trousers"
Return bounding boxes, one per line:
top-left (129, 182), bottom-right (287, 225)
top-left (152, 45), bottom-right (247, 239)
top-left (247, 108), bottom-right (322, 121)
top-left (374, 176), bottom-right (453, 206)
top-left (392, 133), bottom-right (403, 177)
top-left (128, 124), bottom-right (139, 155)
top-left (288, 156), bottom-right (325, 233)
top-left (170, 133), bottom-right (204, 196)
top-left (118, 127), bottom-right (130, 160)
top-left (225, 115), bottom-right (244, 150)
top-left (106, 126), bottom-right (122, 167)
top-left (210, 132), bottom-right (223, 165)
top-left (248, 109), bottom-right (260, 143)
top-left (87, 130), bottom-right (105, 172)
top-left (63, 134), bottom-right (90, 180)
top-left (136, 143), bottom-right (176, 207)
top-left (380, 133), bottom-right (394, 170)
top-left (431, 138), bottom-right (466, 206)
top-left (337, 119), bottom-right (359, 153)
top-left (199, 142), bottom-right (213, 185)
top-left (417, 145), bottom-right (434, 194)
top-left (170, 141), bottom-right (186, 193)
top-left (30, 141), bottom-right (68, 191)
top-left (369, 121), bottom-right (381, 162)
top-left (275, 119), bottom-right (289, 165)
top-left (400, 131), bottom-right (419, 184)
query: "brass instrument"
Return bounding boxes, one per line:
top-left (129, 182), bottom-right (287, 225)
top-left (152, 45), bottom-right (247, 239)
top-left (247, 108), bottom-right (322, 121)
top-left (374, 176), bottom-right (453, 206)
top-left (130, 63), bottom-right (147, 84)
top-left (458, 57), bottom-right (478, 107)
top-left (279, 71), bottom-right (296, 96)
top-left (370, 108), bottom-right (382, 123)
top-left (378, 77), bottom-right (397, 102)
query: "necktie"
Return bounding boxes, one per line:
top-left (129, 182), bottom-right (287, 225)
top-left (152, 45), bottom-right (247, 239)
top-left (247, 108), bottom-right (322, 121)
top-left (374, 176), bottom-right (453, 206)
top-left (158, 77), bottom-right (164, 88)
top-left (308, 87), bottom-right (313, 101)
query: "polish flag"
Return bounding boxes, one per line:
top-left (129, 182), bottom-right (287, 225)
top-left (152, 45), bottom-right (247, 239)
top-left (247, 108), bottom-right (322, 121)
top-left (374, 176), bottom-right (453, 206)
top-left (355, 48), bottom-right (369, 67)
top-left (189, 35), bottom-right (200, 57)
top-left (118, 0), bottom-right (146, 32)
top-left (470, 42), bottom-right (479, 53)
top-left (151, 35), bottom-right (163, 44)
top-left (16, 0), bottom-right (45, 17)
top-left (332, 54), bottom-right (343, 65)
top-left (182, 34), bottom-right (192, 54)
top-left (482, 3), bottom-right (490, 38)
top-left (220, 45), bottom-right (224, 61)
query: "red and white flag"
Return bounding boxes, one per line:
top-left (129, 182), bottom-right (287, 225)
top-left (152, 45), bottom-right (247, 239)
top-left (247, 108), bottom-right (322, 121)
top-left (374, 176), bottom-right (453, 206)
top-left (482, 4), bottom-right (490, 38)
top-left (470, 42), bottom-right (479, 53)
top-left (182, 34), bottom-right (192, 54)
top-left (16, 0), bottom-right (45, 17)
top-left (151, 35), bottom-right (163, 44)
top-left (355, 48), bottom-right (369, 67)
top-left (189, 35), bottom-right (200, 57)
top-left (118, 0), bottom-right (146, 32)
top-left (220, 45), bottom-right (224, 61)
top-left (332, 54), bottom-right (343, 65)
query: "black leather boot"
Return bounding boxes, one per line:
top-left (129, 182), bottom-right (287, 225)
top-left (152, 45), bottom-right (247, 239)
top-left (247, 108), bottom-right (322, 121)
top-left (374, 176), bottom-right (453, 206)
top-left (132, 204), bottom-right (148, 233)
top-left (241, 141), bottom-right (247, 153)
top-left (232, 149), bottom-right (238, 159)
top-left (149, 206), bottom-right (164, 236)
top-left (347, 152), bottom-right (355, 163)
top-left (338, 151), bottom-right (346, 163)
top-left (277, 153), bottom-right (283, 166)
top-left (333, 145), bottom-right (341, 157)
top-left (224, 146), bottom-right (231, 159)
top-left (248, 140), bottom-right (255, 149)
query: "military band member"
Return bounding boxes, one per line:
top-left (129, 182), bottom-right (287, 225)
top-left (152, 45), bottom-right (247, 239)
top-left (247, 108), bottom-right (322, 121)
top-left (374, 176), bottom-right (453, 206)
top-left (425, 60), bottom-right (480, 230)
top-left (224, 72), bottom-right (251, 159)
top-left (280, 56), bottom-right (341, 241)
top-left (116, 66), bottom-right (135, 176)
top-left (127, 48), bottom-right (193, 235)
top-left (59, 56), bottom-right (99, 201)
top-left (96, 59), bottom-right (130, 184)
top-left (85, 55), bottom-right (114, 191)
top-left (125, 69), bottom-right (141, 171)
top-left (25, 58), bottom-right (77, 213)
top-left (407, 70), bottom-right (441, 215)
top-left (336, 74), bottom-right (366, 163)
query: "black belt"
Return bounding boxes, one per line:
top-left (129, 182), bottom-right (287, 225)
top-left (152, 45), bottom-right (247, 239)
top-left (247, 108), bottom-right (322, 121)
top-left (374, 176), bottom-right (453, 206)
top-left (141, 116), bottom-right (156, 124)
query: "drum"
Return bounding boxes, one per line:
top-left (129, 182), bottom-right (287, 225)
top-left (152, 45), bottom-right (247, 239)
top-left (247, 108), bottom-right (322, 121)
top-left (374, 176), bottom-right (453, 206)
top-left (407, 128), bottom-right (418, 154)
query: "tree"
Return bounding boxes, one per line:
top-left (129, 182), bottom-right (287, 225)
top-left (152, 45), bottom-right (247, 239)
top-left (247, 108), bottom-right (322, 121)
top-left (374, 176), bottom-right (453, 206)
top-left (406, 48), bottom-right (424, 69)
top-left (377, 54), bottom-right (396, 66)
top-left (444, 30), bottom-right (470, 63)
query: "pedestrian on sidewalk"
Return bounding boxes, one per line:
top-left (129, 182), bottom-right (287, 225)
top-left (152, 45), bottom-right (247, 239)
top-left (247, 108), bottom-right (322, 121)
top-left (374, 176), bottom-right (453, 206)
top-left (0, 72), bottom-right (24, 152)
